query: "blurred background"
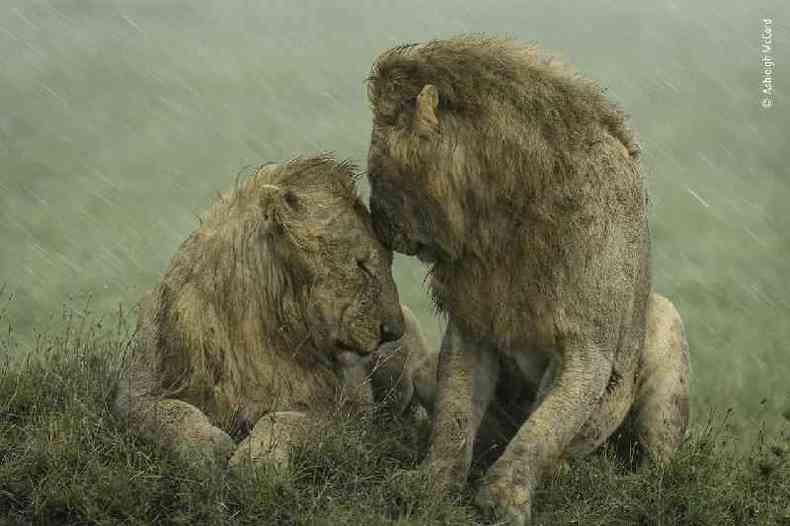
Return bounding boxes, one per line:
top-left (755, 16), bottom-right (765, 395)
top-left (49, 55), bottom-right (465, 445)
top-left (0, 0), bottom-right (786, 434)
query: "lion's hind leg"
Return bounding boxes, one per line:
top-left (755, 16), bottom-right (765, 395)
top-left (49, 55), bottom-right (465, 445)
top-left (614, 293), bottom-right (690, 466)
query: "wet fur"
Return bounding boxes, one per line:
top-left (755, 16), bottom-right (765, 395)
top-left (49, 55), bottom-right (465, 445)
top-left (366, 35), bottom-right (689, 524)
top-left (114, 155), bottom-right (434, 467)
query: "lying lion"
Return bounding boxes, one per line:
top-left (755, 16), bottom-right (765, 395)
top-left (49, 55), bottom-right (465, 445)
top-left (113, 155), bottom-right (436, 469)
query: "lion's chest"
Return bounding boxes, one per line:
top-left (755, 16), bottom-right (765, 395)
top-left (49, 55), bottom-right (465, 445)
top-left (205, 353), bottom-right (363, 426)
top-left (437, 261), bottom-right (560, 349)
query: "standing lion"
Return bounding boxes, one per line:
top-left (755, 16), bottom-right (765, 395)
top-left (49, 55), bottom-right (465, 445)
top-left (366, 36), bottom-right (689, 524)
top-left (114, 155), bottom-right (436, 469)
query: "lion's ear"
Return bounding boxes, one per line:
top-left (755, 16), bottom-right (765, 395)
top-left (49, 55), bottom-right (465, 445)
top-left (414, 84), bottom-right (440, 136)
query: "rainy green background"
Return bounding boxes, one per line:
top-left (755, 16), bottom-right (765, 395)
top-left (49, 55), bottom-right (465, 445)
top-left (0, 1), bottom-right (787, 433)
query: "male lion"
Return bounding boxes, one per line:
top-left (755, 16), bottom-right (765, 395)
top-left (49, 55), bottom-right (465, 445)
top-left (114, 155), bottom-right (436, 469)
top-left (366, 36), bottom-right (689, 524)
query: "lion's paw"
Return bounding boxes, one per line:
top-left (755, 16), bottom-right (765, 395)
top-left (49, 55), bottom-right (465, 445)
top-left (228, 411), bottom-right (306, 471)
top-left (172, 423), bottom-right (235, 467)
top-left (475, 479), bottom-right (531, 526)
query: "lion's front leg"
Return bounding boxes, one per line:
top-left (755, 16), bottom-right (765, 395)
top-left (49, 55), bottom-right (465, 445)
top-left (428, 319), bottom-right (498, 492)
top-left (118, 396), bottom-right (236, 465)
top-left (476, 339), bottom-right (612, 525)
top-left (114, 349), bottom-right (236, 466)
top-left (229, 411), bottom-right (308, 471)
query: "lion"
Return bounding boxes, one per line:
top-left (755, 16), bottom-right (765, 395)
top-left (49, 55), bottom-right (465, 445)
top-left (113, 155), bottom-right (437, 470)
top-left (365, 36), bottom-right (690, 524)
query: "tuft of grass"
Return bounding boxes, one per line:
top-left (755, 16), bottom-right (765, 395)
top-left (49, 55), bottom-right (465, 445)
top-left (536, 413), bottom-right (790, 526)
top-left (1, 305), bottom-right (788, 525)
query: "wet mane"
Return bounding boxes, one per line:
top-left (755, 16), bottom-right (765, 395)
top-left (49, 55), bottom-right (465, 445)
top-left (367, 34), bottom-right (639, 158)
top-left (150, 155), bottom-right (364, 413)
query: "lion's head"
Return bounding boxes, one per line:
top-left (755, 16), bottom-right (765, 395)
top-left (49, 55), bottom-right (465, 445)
top-left (196, 155), bottom-right (404, 361)
top-left (365, 36), bottom-right (640, 270)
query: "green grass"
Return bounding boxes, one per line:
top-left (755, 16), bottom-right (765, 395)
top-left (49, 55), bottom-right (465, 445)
top-left (1, 305), bottom-right (788, 526)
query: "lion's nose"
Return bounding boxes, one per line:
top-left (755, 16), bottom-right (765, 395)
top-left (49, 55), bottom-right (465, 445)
top-left (379, 319), bottom-right (403, 344)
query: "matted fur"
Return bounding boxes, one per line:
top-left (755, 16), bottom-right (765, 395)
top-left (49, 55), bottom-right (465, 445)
top-left (114, 154), bottom-right (435, 466)
top-left (146, 156), bottom-right (376, 420)
top-left (366, 35), bottom-right (688, 525)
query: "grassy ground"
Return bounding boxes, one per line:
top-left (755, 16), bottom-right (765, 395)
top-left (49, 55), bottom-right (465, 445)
top-left (1, 306), bottom-right (788, 526)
